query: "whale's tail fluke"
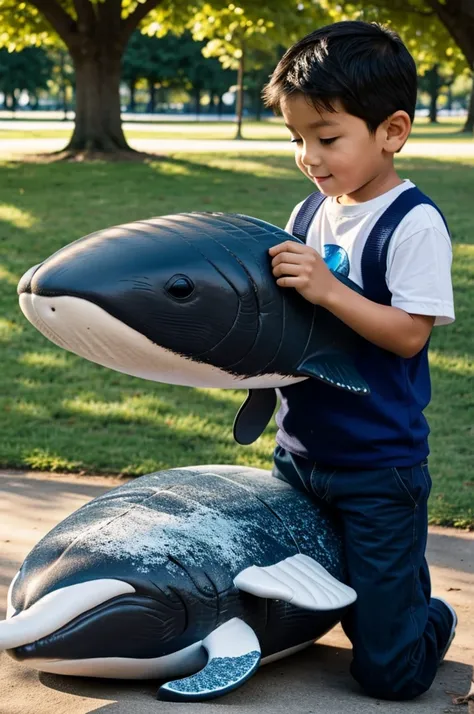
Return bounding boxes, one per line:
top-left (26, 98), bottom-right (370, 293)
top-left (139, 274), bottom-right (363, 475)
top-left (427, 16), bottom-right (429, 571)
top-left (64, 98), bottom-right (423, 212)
top-left (158, 618), bottom-right (261, 702)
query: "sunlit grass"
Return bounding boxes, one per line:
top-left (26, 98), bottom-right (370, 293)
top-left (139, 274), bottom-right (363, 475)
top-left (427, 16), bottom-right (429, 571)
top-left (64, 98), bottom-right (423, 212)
top-left (0, 318), bottom-right (23, 341)
top-left (0, 204), bottom-right (37, 228)
top-left (429, 350), bottom-right (473, 375)
top-left (18, 351), bottom-right (70, 368)
top-left (0, 266), bottom-right (19, 286)
top-left (0, 151), bottom-right (472, 527)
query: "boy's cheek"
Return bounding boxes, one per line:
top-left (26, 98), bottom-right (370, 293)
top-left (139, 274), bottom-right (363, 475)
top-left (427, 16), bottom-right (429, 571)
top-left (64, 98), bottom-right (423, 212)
top-left (295, 156), bottom-right (306, 173)
top-left (296, 158), bottom-right (314, 183)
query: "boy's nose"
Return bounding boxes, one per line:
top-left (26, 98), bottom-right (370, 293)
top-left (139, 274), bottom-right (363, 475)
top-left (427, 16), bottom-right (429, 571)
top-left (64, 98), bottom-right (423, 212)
top-left (301, 142), bottom-right (323, 168)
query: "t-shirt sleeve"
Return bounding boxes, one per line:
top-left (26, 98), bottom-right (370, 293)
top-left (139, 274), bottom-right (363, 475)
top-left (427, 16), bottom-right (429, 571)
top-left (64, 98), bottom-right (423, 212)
top-left (386, 207), bottom-right (455, 326)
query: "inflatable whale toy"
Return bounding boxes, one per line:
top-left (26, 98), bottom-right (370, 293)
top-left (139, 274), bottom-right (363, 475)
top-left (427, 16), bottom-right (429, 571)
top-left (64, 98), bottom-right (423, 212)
top-left (2, 465), bottom-right (356, 701)
top-left (18, 212), bottom-right (369, 445)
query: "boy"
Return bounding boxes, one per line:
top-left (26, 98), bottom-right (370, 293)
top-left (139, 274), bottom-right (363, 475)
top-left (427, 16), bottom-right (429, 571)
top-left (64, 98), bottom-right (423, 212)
top-left (262, 21), bottom-right (457, 701)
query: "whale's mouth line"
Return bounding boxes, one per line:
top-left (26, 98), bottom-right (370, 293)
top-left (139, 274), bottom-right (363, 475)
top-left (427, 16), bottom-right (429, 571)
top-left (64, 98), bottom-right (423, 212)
top-left (15, 638), bottom-right (208, 680)
top-left (10, 591), bottom-right (188, 663)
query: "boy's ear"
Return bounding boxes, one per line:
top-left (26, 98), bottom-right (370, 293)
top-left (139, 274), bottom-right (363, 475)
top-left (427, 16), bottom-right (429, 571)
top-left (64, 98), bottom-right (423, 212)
top-left (381, 110), bottom-right (412, 154)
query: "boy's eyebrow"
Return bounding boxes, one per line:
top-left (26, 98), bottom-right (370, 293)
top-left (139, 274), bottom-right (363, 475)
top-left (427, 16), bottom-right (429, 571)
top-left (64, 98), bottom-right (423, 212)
top-left (285, 119), bottom-right (338, 131)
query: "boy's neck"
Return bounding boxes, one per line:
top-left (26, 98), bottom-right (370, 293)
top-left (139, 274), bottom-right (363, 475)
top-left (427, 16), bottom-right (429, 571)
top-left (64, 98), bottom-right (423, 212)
top-left (337, 169), bottom-right (403, 205)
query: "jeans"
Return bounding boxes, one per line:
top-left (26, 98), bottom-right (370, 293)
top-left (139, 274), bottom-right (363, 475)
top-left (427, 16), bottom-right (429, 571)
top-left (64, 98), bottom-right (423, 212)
top-left (272, 445), bottom-right (453, 701)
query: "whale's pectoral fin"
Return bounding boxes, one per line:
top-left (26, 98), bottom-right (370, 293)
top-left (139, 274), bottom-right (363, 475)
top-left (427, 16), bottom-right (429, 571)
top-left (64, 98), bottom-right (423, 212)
top-left (158, 618), bottom-right (261, 702)
top-left (234, 554), bottom-right (357, 611)
top-left (233, 388), bottom-right (277, 445)
top-left (296, 353), bottom-right (370, 394)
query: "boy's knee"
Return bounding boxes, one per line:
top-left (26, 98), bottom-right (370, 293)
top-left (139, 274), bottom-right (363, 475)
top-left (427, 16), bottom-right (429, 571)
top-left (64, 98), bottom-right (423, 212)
top-left (351, 660), bottom-right (431, 701)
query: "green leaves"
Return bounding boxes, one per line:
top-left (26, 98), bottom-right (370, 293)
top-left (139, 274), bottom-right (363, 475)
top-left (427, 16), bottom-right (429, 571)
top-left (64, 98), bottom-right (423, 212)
top-left (318, 0), bottom-right (471, 72)
top-left (184, 2), bottom-right (327, 71)
top-left (0, 1), bottom-right (56, 50)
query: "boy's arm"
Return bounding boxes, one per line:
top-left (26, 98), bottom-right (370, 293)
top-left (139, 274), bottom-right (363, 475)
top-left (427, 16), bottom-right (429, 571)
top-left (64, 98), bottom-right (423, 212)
top-left (317, 281), bottom-right (434, 358)
top-left (269, 229), bottom-right (452, 358)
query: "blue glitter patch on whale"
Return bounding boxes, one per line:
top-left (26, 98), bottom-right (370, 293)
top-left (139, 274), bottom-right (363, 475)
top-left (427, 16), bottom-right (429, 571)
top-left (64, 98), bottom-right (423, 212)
top-left (164, 650), bottom-right (261, 694)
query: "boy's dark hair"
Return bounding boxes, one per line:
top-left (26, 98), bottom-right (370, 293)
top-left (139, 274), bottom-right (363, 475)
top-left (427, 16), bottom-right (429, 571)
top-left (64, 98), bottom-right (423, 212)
top-left (263, 21), bottom-right (417, 133)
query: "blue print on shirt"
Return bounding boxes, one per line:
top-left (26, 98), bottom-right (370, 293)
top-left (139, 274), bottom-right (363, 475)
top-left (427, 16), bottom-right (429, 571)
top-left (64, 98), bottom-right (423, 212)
top-left (324, 244), bottom-right (350, 277)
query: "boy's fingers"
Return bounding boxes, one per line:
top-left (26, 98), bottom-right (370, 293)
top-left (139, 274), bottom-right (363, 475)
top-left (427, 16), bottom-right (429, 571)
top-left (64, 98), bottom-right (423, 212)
top-left (269, 241), bottom-right (306, 256)
top-left (273, 263), bottom-right (302, 277)
top-left (271, 252), bottom-right (303, 267)
top-left (276, 276), bottom-right (304, 288)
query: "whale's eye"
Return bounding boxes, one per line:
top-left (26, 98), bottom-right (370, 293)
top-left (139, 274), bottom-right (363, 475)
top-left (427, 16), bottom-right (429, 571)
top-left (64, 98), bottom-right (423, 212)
top-left (165, 275), bottom-right (195, 300)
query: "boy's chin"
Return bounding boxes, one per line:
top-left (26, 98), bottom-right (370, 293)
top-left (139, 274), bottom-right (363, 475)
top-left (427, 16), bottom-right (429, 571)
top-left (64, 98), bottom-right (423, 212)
top-left (313, 181), bottom-right (338, 196)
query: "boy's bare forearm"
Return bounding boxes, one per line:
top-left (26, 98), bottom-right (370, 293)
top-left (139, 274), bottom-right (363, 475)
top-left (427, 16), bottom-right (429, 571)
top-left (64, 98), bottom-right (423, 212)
top-left (321, 280), bottom-right (434, 358)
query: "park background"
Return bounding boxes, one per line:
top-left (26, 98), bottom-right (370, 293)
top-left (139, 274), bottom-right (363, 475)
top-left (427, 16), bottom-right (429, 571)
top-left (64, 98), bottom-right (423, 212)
top-left (0, 0), bottom-right (472, 529)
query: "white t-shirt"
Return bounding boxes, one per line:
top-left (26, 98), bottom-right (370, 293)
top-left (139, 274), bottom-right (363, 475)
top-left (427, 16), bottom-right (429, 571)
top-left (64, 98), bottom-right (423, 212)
top-left (285, 179), bottom-right (455, 326)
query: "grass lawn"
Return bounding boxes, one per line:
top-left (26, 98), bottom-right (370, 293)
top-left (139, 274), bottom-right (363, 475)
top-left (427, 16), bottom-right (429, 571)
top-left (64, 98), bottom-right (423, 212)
top-left (0, 152), bottom-right (472, 528)
top-left (0, 117), bottom-right (471, 141)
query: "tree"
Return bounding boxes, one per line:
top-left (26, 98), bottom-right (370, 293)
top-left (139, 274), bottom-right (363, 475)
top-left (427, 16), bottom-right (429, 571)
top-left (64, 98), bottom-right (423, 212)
top-left (319, 0), bottom-right (474, 133)
top-left (47, 47), bottom-right (74, 115)
top-left (0, 0), bottom-right (312, 154)
top-left (0, 46), bottom-right (53, 110)
top-left (189, 2), bottom-right (328, 138)
top-left (0, 0), bottom-right (163, 152)
top-left (175, 33), bottom-right (235, 116)
top-left (418, 64), bottom-right (455, 123)
top-left (122, 30), bottom-right (235, 115)
top-left (122, 31), bottom-right (182, 113)
top-left (422, 0), bottom-right (474, 131)
top-left (245, 48), bottom-right (285, 120)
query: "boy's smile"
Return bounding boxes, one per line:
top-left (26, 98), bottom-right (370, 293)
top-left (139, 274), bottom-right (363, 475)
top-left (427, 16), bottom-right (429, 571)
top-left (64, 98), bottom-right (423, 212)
top-left (281, 94), bottom-right (408, 204)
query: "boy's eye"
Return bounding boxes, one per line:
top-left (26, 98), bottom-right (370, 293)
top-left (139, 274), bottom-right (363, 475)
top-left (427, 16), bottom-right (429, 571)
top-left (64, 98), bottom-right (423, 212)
top-left (290, 137), bottom-right (302, 144)
top-left (320, 137), bottom-right (338, 145)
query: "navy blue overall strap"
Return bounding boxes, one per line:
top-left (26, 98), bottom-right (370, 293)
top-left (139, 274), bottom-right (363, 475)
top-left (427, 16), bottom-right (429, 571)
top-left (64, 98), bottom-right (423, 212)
top-left (361, 186), bottom-right (450, 306)
top-left (292, 191), bottom-right (327, 241)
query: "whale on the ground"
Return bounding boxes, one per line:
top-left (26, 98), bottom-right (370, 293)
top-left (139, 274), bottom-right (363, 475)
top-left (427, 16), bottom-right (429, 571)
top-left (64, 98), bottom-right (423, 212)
top-left (2, 465), bottom-right (356, 702)
top-left (18, 212), bottom-right (369, 444)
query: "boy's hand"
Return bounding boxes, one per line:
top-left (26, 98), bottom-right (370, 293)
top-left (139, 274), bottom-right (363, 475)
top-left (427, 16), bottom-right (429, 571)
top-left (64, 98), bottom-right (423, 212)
top-left (270, 242), bottom-right (434, 359)
top-left (269, 241), bottom-right (337, 306)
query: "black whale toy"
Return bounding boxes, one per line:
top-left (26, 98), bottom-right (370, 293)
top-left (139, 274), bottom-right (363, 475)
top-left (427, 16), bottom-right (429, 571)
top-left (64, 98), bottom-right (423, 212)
top-left (18, 212), bottom-right (369, 444)
top-left (2, 465), bottom-right (356, 701)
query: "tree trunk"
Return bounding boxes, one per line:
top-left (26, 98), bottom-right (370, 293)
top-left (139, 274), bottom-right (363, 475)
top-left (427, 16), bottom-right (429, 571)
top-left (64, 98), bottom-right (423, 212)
top-left (235, 48), bottom-right (245, 140)
top-left (62, 81), bottom-right (68, 119)
top-left (445, 83), bottom-right (453, 112)
top-left (67, 50), bottom-right (129, 152)
top-left (426, 65), bottom-right (440, 123)
top-left (6, 93), bottom-right (17, 111)
top-left (462, 76), bottom-right (474, 134)
top-left (128, 78), bottom-right (137, 113)
top-left (24, 0), bottom-right (169, 155)
top-left (254, 93), bottom-right (262, 121)
top-left (194, 88), bottom-right (201, 117)
top-left (147, 79), bottom-right (157, 113)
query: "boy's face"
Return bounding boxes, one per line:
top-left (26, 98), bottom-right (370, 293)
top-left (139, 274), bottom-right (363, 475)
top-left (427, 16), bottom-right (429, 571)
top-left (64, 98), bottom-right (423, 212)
top-left (281, 93), bottom-right (394, 202)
